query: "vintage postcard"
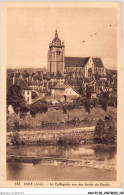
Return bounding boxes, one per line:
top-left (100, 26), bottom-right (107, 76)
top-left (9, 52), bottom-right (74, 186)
top-left (1, 2), bottom-right (123, 188)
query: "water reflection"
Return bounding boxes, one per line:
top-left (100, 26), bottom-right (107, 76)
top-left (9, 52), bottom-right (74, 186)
top-left (7, 144), bottom-right (117, 181)
top-left (7, 144), bottom-right (117, 161)
top-left (7, 163), bottom-right (23, 179)
top-left (94, 145), bottom-right (117, 161)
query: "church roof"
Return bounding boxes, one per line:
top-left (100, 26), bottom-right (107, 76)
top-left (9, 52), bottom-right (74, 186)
top-left (92, 58), bottom-right (103, 67)
top-left (65, 57), bottom-right (89, 68)
top-left (65, 57), bottom-right (104, 68)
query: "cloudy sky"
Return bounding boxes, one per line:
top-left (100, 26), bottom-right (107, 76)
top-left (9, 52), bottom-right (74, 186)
top-left (7, 7), bottom-right (118, 69)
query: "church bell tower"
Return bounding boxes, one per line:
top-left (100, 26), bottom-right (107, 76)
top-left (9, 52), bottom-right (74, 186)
top-left (47, 30), bottom-right (65, 74)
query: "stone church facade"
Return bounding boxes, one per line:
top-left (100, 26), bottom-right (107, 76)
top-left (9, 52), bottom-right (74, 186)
top-left (47, 30), bottom-right (105, 79)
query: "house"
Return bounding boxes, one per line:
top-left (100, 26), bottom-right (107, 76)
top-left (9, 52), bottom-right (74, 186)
top-left (31, 94), bottom-right (45, 105)
top-left (7, 77), bottom-right (32, 104)
top-left (51, 84), bottom-right (80, 99)
top-left (67, 79), bottom-right (84, 94)
top-left (41, 96), bottom-right (59, 105)
top-left (26, 77), bottom-right (43, 91)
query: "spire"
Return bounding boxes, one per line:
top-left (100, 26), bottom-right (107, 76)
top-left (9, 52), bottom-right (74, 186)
top-left (55, 29), bottom-right (58, 38)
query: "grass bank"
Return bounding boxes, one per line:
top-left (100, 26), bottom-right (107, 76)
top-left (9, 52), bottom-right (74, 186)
top-left (7, 107), bottom-right (117, 132)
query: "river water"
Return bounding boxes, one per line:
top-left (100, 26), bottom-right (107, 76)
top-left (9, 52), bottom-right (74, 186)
top-left (7, 144), bottom-right (117, 181)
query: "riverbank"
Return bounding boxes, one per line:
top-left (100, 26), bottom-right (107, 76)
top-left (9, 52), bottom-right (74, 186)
top-left (7, 126), bottom-right (95, 146)
top-left (7, 107), bottom-right (117, 132)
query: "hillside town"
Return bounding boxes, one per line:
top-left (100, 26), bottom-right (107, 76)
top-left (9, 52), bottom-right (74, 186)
top-left (5, 0), bottom-right (122, 183)
top-left (7, 30), bottom-right (117, 109)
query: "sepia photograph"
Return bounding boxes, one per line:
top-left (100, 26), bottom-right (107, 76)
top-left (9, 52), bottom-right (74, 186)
top-left (1, 2), bottom-right (123, 188)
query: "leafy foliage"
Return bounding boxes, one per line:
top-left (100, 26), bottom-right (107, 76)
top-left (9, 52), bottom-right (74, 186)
top-left (86, 86), bottom-right (91, 99)
top-left (99, 92), bottom-right (110, 112)
top-left (11, 132), bottom-right (20, 145)
top-left (84, 99), bottom-right (91, 114)
top-left (99, 98), bottom-right (108, 112)
top-left (108, 96), bottom-right (117, 107)
top-left (94, 115), bottom-right (116, 144)
top-left (30, 103), bottom-right (48, 117)
top-left (31, 91), bottom-right (38, 99)
top-left (7, 84), bottom-right (26, 114)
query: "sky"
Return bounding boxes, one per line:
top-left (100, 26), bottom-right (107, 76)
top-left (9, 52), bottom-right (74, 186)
top-left (7, 7), bottom-right (118, 70)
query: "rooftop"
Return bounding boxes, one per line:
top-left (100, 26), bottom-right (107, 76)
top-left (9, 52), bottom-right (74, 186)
top-left (7, 77), bottom-right (31, 90)
top-left (65, 57), bottom-right (89, 68)
top-left (65, 57), bottom-right (104, 68)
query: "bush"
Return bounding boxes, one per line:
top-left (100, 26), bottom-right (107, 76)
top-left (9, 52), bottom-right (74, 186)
top-left (84, 99), bottom-right (90, 114)
top-left (11, 132), bottom-right (20, 145)
top-left (94, 115), bottom-right (117, 144)
top-left (30, 103), bottom-right (48, 117)
top-left (73, 97), bottom-right (85, 108)
top-left (99, 98), bottom-right (108, 112)
top-left (57, 137), bottom-right (79, 145)
top-left (31, 91), bottom-right (38, 99)
top-left (19, 106), bottom-right (29, 118)
top-left (7, 114), bottom-right (20, 132)
top-left (108, 96), bottom-right (117, 107)
top-left (90, 98), bottom-right (98, 108)
top-left (7, 115), bottom-right (15, 131)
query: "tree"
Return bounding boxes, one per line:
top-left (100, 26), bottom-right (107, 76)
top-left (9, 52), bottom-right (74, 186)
top-left (19, 106), bottom-right (29, 118)
top-left (94, 115), bottom-right (116, 144)
top-left (7, 84), bottom-right (26, 114)
top-left (104, 115), bottom-right (116, 144)
top-left (30, 103), bottom-right (48, 117)
top-left (62, 105), bottom-right (67, 114)
top-left (94, 118), bottom-right (106, 143)
top-left (84, 99), bottom-right (91, 115)
top-left (108, 96), bottom-right (117, 107)
top-left (78, 85), bottom-right (85, 96)
top-left (62, 105), bottom-right (70, 123)
top-left (101, 92), bottom-right (109, 100)
top-left (86, 86), bottom-right (91, 99)
top-left (99, 91), bottom-right (110, 112)
top-left (99, 98), bottom-right (108, 112)
top-left (31, 91), bottom-right (38, 99)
